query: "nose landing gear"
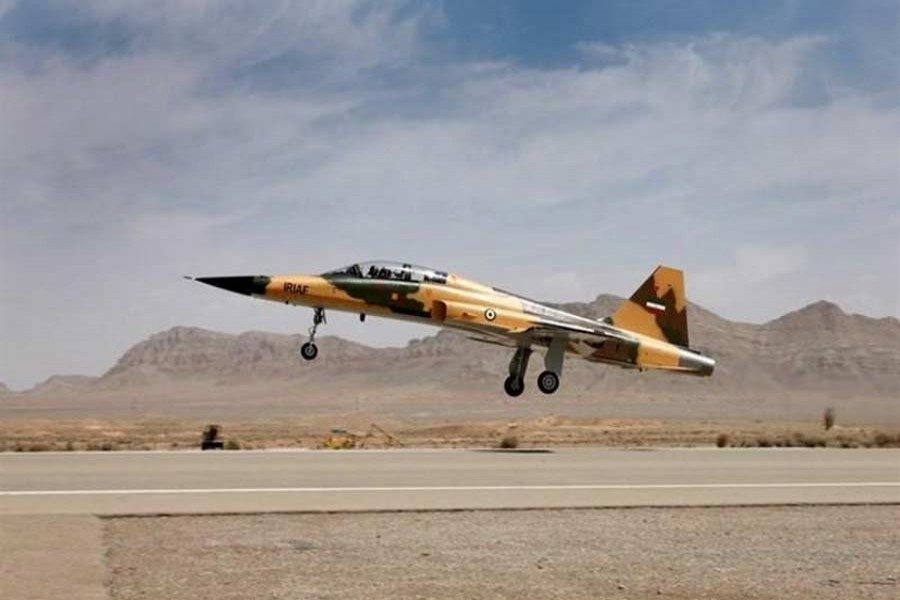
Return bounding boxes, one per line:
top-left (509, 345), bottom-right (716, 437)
top-left (299, 307), bottom-right (326, 361)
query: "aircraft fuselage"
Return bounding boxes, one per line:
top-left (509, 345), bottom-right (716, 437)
top-left (191, 261), bottom-right (714, 396)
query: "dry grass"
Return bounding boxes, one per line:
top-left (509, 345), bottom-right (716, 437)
top-left (715, 428), bottom-right (900, 449)
top-left (1, 416), bottom-right (898, 452)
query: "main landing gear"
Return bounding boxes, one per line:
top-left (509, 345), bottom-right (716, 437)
top-left (299, 307), bottom-right (326, 361)
top-left (536, 336), bottom-right (566, 395)
top-left (537, 370), bottom-right (560, 394)
top-left (504, 347), bottom-right (532, 397)
top-left (503, 337), bottom-right (567, 397)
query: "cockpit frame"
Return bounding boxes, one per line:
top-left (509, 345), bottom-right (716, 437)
top-left (323, 261), bottom-right (448, 285)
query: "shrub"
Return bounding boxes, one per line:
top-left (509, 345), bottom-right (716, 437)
top-left (715, 433), bottom-right (729, 448)
top-left (794, 433), bottom-right (826, 448)
top-left (100, 441), bottom-right (116, 452)
top-left (756, 437), bottom-right (772, 448)
top-left (873, 432), bottom-right (900, 448)
top-left (224, 439), bottom-right (242, 450)
top-left (499, 435), bottom-right (519, 449)
top-left (824, 407), bottom-right (836, 431)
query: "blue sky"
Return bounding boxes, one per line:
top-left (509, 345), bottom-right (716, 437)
top-left (0, 1), bottom-right (897, 389)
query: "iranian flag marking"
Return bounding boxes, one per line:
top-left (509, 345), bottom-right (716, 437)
top-left (645, 300), bottom-right (666, 314)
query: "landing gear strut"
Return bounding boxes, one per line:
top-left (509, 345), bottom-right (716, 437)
top-left (299, 307), bottom-right (326, 361)
top-left (537, 336), bottom-right (566, 394)
top-left (504, 347), bottom-right (532, 397)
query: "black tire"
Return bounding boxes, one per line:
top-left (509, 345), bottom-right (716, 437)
top-left (300, 342), bottom-right (318, 361)
top-left (503, 376), bottom-right (525, 397)
top-left (537, 370), bottom-right (560, 394)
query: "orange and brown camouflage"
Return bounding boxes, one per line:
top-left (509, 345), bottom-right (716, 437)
top-left (192, 261), bottom-right (714, 396)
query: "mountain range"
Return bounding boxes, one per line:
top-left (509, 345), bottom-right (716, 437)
top-left (4, 297), bottom-right (898, 423)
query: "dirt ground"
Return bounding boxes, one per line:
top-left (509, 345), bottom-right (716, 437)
top-left (0, 415), bottom-right (896, 452)
top-left (104, 506), bottom-right (900, 600)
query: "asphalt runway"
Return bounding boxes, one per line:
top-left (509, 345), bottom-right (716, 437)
top-left (2, 448), bottom-right (897, 515)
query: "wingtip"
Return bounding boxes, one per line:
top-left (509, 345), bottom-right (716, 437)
top-left (183, 275), bottom-right (195, 281)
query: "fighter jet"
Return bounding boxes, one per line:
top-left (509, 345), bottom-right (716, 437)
top-left (189, 261), bottom-right (714, 396)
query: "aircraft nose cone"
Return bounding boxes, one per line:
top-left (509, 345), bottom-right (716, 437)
top-left (192, 275), bottom-right (271, 296)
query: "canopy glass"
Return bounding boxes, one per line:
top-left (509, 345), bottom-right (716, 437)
top-left (323, 261), bottom-right (448, 284)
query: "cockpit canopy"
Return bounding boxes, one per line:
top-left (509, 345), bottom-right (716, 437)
top-left (323, 261), bottom-right (449, 284)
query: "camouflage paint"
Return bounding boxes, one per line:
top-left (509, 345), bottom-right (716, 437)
top-left (322, 274), bottom-right (429, 318)
top-left (193, 262), bottom-right (715, 378)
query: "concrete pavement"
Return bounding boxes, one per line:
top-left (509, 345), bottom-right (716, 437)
top-left (2, 448), bottom-right (898, 515)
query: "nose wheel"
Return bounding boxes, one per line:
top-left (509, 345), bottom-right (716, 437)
top-left (299, 307), bottom-right (326, 361)
top-left (299, 342), bottom-right (318, 361)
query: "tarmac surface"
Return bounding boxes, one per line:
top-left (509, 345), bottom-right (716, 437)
top-left (1, 447), bottom-right (898, 515)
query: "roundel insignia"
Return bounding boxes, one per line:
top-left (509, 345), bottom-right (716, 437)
top-left (484, 308), bottom-right (497, 321)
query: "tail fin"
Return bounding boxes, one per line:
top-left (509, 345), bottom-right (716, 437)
top-left (609, 265), bottom-right (690, 347)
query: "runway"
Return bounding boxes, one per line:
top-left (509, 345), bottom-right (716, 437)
top-left (2, 448), bottom-right (897, 515)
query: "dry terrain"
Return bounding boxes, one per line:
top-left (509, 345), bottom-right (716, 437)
top-left (104, 506), bottom-right (900, 600)
top-left (0, 415), bottom-right (897, 452)
top-left (2, 298), bottom-right (898, 451)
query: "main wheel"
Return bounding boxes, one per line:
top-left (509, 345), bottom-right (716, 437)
top-left (537, 370), bottom-right (560, 394)
top-left (300, 342), bottom-right (318, 361)
top-left (503, 376), bottom-right (525, 397)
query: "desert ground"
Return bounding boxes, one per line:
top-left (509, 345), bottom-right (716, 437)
top-left (1, 414), bottom-right (899, 452)
top-left (103, 506), bottom-right (899, 600)
top-left (3, 297), bottom-right (897, 452)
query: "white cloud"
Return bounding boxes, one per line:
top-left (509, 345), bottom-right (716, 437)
top-left (0, 6), bottom-right (897, 389)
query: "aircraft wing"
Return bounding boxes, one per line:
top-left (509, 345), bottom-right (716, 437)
top-left (460, 316), bottom-right (632, 350)
top-left (525, 318), bottom-right (633, 347)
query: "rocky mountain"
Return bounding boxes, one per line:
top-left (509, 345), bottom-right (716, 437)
top-left (25, 375), bottom-right (98, 396)
top-left (7, 298), bottom-right (899, 422)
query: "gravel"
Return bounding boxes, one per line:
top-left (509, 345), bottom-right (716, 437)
top-left (105, 506), bottom-right (899, 600)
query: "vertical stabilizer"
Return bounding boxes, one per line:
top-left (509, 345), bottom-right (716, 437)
top-left (609, 266), bottom-right (689, 347)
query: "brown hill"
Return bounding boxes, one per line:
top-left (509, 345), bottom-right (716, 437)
top-left (7, 299), bottom-right (900, 423)
top-left (24, 375), bottom-right (98, 396)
